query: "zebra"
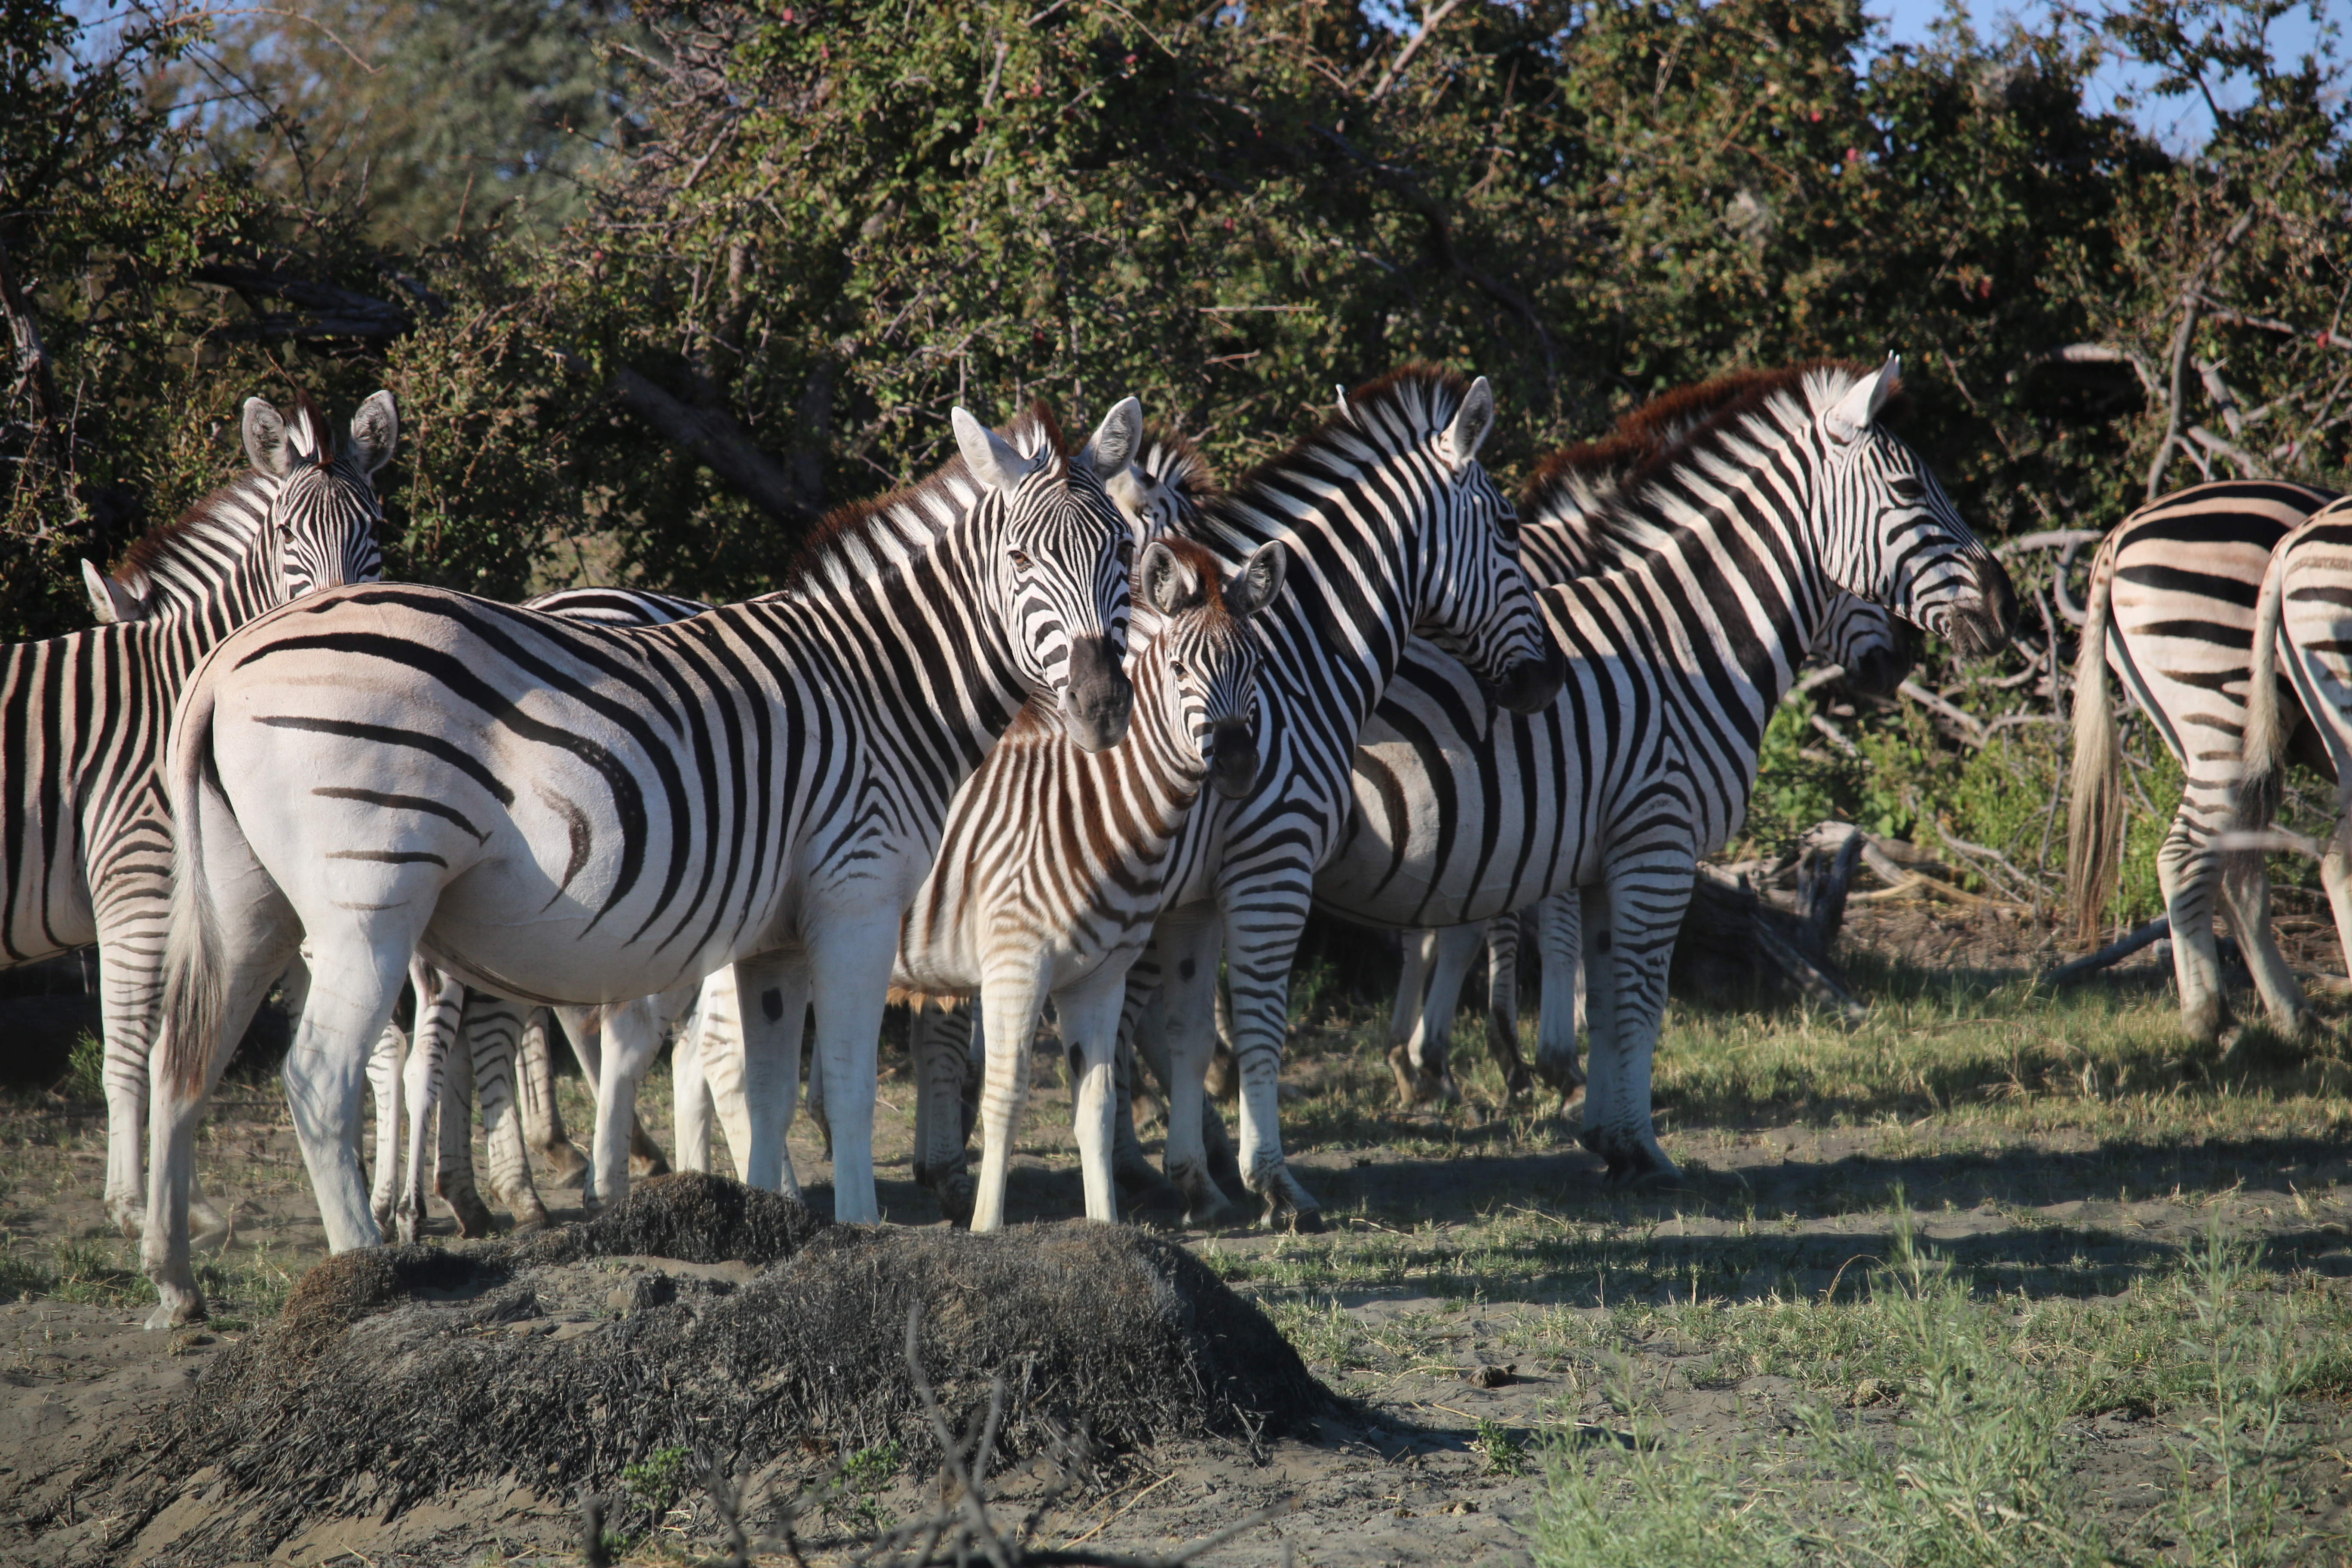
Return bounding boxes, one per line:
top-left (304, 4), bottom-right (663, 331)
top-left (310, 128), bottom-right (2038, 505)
top-left (1097, 367), bottom-right (1565, 1230)
top-left (1375, 370), bottom-right (1917, 1104)
top-left (142, 397), bottom-right (1143, 1326)
top-left (892, 534), bottom-right (1281, 1230)
top-left (1385, 591), bottom-right (1913, 1107)
top-left (2229, 494), bottom-right (2352, 988)
top-left (2, 389), bottom-right (396, 1237)
top-left (1307, 358), bottom-right (2016, 1183)
top-left (2067, 479), bottom-right (2340, 1044)
top-left (377, 584), bottom-right (715, 1243)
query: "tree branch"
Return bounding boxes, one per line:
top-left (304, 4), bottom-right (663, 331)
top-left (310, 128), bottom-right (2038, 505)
top-left (1370, 0), bottom-right (1470, 101)
top-left (609, 367), bottom-right (821, 526)
top-left (2145, 207), bottom-right (2259, 503)
top-left (0, 236), bottom-right (64, 450)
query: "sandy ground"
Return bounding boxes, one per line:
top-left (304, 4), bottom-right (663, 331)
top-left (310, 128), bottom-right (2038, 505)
top-left (4, 904), bottom-right (2350, 1565)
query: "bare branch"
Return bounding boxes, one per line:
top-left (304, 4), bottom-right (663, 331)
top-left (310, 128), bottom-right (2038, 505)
top-left (1370, 0), bottom-right (1470, 101)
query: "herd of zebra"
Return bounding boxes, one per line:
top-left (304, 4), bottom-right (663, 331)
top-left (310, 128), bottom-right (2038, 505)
top-left (97, 346), bottom-right (2352, 1341)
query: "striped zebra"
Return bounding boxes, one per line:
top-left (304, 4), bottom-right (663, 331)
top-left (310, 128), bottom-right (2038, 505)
top-left (1101, 368), bottom-right (1564, 1229)
top-left (1309, 358), bottom-right (2015, 1183)
top-left (1387, 592), bottom-right (1913, 1106)
top-left (893, 534), bottom-right (1280, 1230)
top-left (379, 585), bottom-right (714, 1243)
top-left (1376, 371), bottom-right (1916, 1104)
top-left (144, 398), bottom-right (1143, 1325)
top-left (2067, 479), bottom-right (2339, 1044)
top-left (2228, 494), bottom-right (2352, 986)
top-left (2, 390), bottom-right (395, 1235)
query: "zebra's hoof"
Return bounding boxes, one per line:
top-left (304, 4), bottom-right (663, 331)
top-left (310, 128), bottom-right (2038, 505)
top-left (444, 1193), bottom-right (496, 1239)
top-left (1384, 1044), bottom-right (1423, 1106)
top-left (1123, 1179), bottom-right (1188, 1231)
top-left (936, 1182), bottom-right (977, 1229)
top-left (145, 1280), bottom-right (205, 1331)
top-left (112, 1203), bottom-right (147, 1239)
top-left (539, 1143), bottom-right (590, 1188)
top-left (1261, 1199), bottom-right (1326, 1235)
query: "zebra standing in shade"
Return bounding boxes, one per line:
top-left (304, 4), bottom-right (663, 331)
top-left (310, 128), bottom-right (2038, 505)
top-left (143, 399), bottom-right (1141, 1325)
top-left (2228, 495), bottom-right (2352, 985)
top-left (2, 391), bottom-right (395, 1236)
top-left (1103, 368), bottom-right (1564, 1230)
top-left (2068, 479), bottom-right (2339, 1044)
top-left (1309, 359), bottom-right (2015, 1183)
top-left (1374, 371), bottom-right (1917, 1104)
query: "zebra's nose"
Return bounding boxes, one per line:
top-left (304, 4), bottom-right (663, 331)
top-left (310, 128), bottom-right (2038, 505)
top-left (1209, 718), bottom-right (1259, 798)
top-left (1061, 634), bottom-right (1134, 752)
top-left (1846, 642), bottom-right (1912, 696)
top-left (1494, 636), bottom-right (1568, 715)
top-left (1948, 554), bottom-right (2018, 657)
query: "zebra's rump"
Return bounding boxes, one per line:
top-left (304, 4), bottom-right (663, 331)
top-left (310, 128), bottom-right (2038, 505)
top-left (2104, 480), bottom-right (2340, 767)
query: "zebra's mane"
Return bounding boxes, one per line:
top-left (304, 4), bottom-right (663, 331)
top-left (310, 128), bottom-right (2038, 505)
top-left (1202, 364), bottom-right (1470, 536)
top-left (101, 390), bottom-right (332, 599)
top-left (1533, 359), bottom-right (1906, 564)
top-left (778, 400), bottom-right (1068, 589)
top-left (1133, 423), bottom-right (1219, 510)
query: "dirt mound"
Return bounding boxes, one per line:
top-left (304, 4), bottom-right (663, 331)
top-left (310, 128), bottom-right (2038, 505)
top-left (37, 1176), bottom-right (1326, 1566)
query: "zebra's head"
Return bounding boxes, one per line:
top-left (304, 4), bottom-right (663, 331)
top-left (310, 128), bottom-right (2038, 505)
top-left (1815, 593), bottom-right (1914, 695)
top-left (242, 389), bottom-right (398, 599)
top-left (1809, 357), bottom-right (2015, 657)
top-left (1105, 427), bottom-right (1214, 548)
top-left (1137, 536), bottom-right (1283, 799)
top-left (1373, 371), bottom-right (1564, 714)
top-left (953, 396), bottom-right (1142, 753)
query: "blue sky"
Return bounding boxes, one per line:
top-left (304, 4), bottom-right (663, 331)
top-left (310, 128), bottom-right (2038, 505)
top-left (1859, 0), bottom-right (2333, 150)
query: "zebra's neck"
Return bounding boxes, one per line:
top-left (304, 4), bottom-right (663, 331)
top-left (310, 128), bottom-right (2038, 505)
top-left (110, 472), bottom-right (286, 620)
top-left (1568, 417), bottom-right (1838, 713)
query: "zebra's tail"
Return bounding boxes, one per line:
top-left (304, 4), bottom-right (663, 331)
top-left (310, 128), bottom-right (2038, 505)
top-left (2236, 540), bottom-right (2295, 838)
top-left (159, 680), bottom-right (230, 1099)
top-left (2065, 537), bottom-right (2123, 946)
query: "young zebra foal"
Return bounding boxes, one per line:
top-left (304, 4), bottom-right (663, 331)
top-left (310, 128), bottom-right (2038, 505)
top-left (892, 535), bottom-right (1281, 1230)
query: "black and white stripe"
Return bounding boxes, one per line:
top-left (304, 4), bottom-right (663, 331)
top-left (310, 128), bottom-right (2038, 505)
top-left (1310, 359), bottom-right (2014, 1183)
top-left (143, 398), bottom-right (1143, 1326)
top-left (1122, 367), bottom-right (1565, 1228)
top-left (2067, 478), bottom-right (2339, 1044)
top-left (1, 390), bottom-right (395, 1234)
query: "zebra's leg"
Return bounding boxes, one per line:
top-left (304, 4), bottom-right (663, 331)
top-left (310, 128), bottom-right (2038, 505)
top-left (1220, 894), bottom-right (1327, 1231)
top-left (1057, 961), bottom-right (1138, 1225)
top-left (672, 1004), bottom-right (713, 1175)
top-left (1483, 913), bottom-right (1533, 1098)
top-left (518, 1008), bottom-right (589, 1187)
top-left (801, 914), bottom-right (900, 1225)
top-left (583, 994), bottom-right (670, 1213)
top-left (731, 955), bottom-right (812, 1200)
top-left (432, 995), bottom-right (496, 1237)
top-left (1204, 980), bottom-right (1239, 1102)
top-left (366, 1014), bottom-right (406, 1234)
top-left (2222, 854), bottom-right (2312, 1036)
top-left (1149, 914), bottom-right (1237, 1226)
top-left (143, 916), bottom-right (300, 1329)
top-left (698, 972), bottom-right (755, 1179)
top-left (2157, 797), bottom-right (2232, 1045)
top-left (1383, 929), bottom-right (1439, 1103)
top-left (1576, 862), bottom-right (1689, 1187)
top-left (911, 1001), bottom-right (981, 1225)
top-left (1108, 970), bottom-right (1190, 1227)
top-left (95, 921), bottom-right (165, 1237)
top-left (971, 971), bottom-right (1045, 1234)
top-left (397, 961), bottom-right (467, 1241)
top-left (2321, 812), bottom-right (2352, 984)
top-left (1394, 923), bottom-right (1485, 1108)
top-left (1531, 890), bottom-right (1587, 1102)
top-left (466, 993), bottom-right (550, 1231)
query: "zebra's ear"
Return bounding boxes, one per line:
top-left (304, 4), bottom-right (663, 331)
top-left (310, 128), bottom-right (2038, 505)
top-left (1222, 541), bottom-right (1286, 620)
top-left (1439, 376), bottom-right (1496, 473)
top-left (1077, 396), bottom-right (1144, 477)
top-left (1825, 354), bottom-right (1901, 444)
top-left (1105, 464), bottom-right (1157, 531)
top-left (1142, 540), bottom-right (1205, 616)
top-left (346, 391), bottom-right (399, 478)
top-left (953, 407), bottom-right (1047, 493)
top-left (82, 559), bottom-right (149, 624)
top-left (243, 397), bottom-right (295, 478)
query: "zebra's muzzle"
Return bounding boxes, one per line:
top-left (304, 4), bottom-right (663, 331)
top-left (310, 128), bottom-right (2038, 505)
top-left (1061, 634), bottom-right (1135, 753)
top-left (1494, 646), bottom-right (1568, 716)
top-left (1845, 642), bottom-right (1913, 695)
top-left (1209, 719), bottom-right (1260, 799)
top-left (1942, 554), bottom-right (2019, 658)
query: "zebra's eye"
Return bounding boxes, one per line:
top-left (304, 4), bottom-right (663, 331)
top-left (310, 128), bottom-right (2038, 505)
top-left (1889, 475), bottom-right (1926, 503)
top-left (1115, 537), bottom-right (1134, 566)
top-left (1008, 548), bottom-right (1033, 571)
top-left (1171, 660), bottom-right (1187, 678)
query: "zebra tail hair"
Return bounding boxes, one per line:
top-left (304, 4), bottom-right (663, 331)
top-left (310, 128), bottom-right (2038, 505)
top-left (2065, 539), bottom-right (2123, 946)
top-left (2235, 542), bottom-right (2294, 841)
top-left (159, 680), bottom-right (229, 1101)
